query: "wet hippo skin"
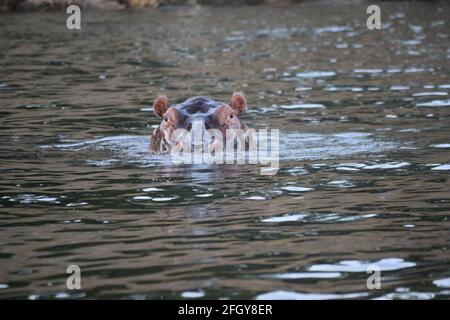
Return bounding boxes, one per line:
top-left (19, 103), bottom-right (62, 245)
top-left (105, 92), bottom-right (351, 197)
top-left (149, 92), bottom-right (250, 154)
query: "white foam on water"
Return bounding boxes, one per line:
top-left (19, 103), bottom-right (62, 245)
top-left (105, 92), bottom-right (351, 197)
top-left (63, 219), bottom-right (82, 223)
top-left (255, 290), bottom-right (368, 300)
top-left (286, 167), bottom-right (308, 175)
top-left (262, 212), bottom-right (376, 223)
top-left (266, 272), bottom-right (341, 279)
top-left (181, 290), bottom-right (205, 298)
top-left (142, 187), bottom-right (164, 192)
top-left (262, 67), bottom-right (277, 73)
top-left (402, 40), bottom-right (421, 45)
top-left (295, 87), bottom-right (313, 91)
top-left (66, 202), bottom-right (88, 207)
top-left (245, 196), bottom-right (266, 200)
top-left (353, 68), bottom-right (383, 74)
top-left (327, 180), bottom-right (355, 188)
top-left (332, 214), bottom-right (377, 222)
top-left (363, 162), bottom-right (410, 169)
top-left (407, 50), bottom-right (420, 56)
top-left (226, 35), bottom-right (246, 42)
top-left (86, 159), bottom-right (121, 167)
top-left (261, 213), bottom-right (307, 223)
top-left (309, 258), bottom-right (415, 272)
top-left (336, 164), bottom-right (363, 172)
top-left (404, 67), bottom-right (425, 73)
top-left (387, 68), bottom-right (402, 73)
top-left (281, 186), bottom-right (314, 192)
top-left (50, 135), bottom-right (169, 168)
top-left (374, 292), bottom-right (434, 300)
top-left (295, 71), bottom-right (336, 78)
top-left (333, 132), bottom-right (371, 138)
top-left (315, 25), bottom-right (351, 33)
top-left (431, 164), bottom-right (450, 171)
top-left (416, 99), bottom-right (450, 107)
top-left (196, 194), bottom-right (213, 198)
top-left (6, 194), bottom-right (61, 204)
top-left (431, 144), bottom-right (450, 148)
top-left (55, 292), bottom-right (70, 299)
top-left (152, 197), bottom-right (178, 202)
top-left (54, 135), bottom-right (139, 149)
top-left (336, 43), bottom-right (348, 49)
top-left (336, 167), bottom-right (360, 171)
top-left (324, 86), bottom-right (364, 92)
top-left (409, 25), bottom-right (423, 33)
top-left (280, 103), bottom-right (325, 109)
top-left (398, 128), bottom-right (420, 132)
top-left (412, 92), bottom-right (448, 97)
top-left (433, 278), bottom-right (450, 288)
top-left (390, 86), bottom-right (410, 91)
top-left (336, 163), bottom-right (366, 168)
top-left (50, 131), bottom-right (399, 168)
top-left (133, 196), bottom-right (152, 200)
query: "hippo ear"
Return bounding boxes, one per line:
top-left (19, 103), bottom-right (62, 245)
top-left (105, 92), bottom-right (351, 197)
top-left (230, 92), bottom-right (247, 115)
top-left (153, 95), bottom-right (170, 118)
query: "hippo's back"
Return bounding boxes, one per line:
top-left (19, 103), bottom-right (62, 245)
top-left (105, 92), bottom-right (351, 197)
top-left (177, 96), bottom-right (221, 115)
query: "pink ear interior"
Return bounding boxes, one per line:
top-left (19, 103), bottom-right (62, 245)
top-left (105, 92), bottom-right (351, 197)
top-left (214, 104), bottom-right (230, 120)
top-left (153, 95), bottom-right (169, 117)
top-left (165, 107), bottom-right (185, 124)
top-left (230, 92), bottom-right (247, 114)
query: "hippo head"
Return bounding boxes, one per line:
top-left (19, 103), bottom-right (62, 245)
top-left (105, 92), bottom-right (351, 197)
top-left (149, 93), bottom-right (248, 154)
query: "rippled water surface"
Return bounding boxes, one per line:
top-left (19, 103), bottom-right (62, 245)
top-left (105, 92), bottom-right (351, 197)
top-left (1, 3), bottom-right (450, 299)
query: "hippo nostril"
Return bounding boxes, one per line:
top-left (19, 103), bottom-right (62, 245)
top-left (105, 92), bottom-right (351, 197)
top-left (186, 123), bottom-right (192, 131)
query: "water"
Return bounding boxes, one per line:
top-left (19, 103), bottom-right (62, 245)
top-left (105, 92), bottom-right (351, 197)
top-left (1, 2), bottom-right (450, 300)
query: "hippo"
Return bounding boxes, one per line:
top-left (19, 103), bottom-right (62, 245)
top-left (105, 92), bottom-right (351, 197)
top-left (149, 92), bottom-right (251, 155)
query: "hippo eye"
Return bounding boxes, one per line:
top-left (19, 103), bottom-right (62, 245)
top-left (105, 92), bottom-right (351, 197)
top-left (164, 117), bottom-right (168, 122)
top-left (229, 114), bottom-right (234, 119)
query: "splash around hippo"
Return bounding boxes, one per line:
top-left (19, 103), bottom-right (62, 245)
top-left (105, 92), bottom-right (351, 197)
top-left (149, 92), bottom-right (250, 155)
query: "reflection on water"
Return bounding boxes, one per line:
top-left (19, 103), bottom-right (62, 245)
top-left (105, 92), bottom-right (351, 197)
top-left (0, 2), bottom-right (450, 299)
